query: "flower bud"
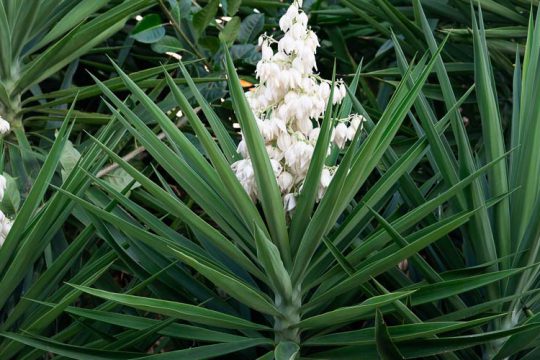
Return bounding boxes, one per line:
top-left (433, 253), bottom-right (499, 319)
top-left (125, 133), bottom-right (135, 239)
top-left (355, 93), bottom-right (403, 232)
top-left (283, 193), bottom-right (297, 211)
top-left (333, 123), bottom-right (348, 149)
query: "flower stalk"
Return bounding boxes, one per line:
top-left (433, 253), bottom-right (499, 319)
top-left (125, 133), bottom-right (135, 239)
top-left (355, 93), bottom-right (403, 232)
top-left (274, 285), bottom-right (302, 344)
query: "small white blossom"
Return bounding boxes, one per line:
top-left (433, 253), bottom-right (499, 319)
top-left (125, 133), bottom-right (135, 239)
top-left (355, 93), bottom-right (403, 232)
top-left (231, 159), bottom-right (257, 200)
top-left (237, 140), bottom-right (249, 158)
top-left (333, 123), bottom-right (348, 149)
top-left (0, 211), bottom-right (13, 247)
top-left (278, 171), bottom-right (294, 193)
top-left (283, 193), bottom-right (297, 212)
top-left (350, 114), bottom-right (365, 132)
top-left (0, 174), bottom-right (6, 202)
top-left (318, 167), bottom-right (334, 199)
top-left (0, 116), bottom-right (10, 135)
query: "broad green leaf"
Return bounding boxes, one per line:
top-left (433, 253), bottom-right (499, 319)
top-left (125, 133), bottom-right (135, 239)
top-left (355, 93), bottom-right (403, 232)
top-left (315, 324), bottom-right (540, 359)
top-left (0, 107), bottom-right (74, 296)
top-left (274, 341), bottom-right (300, 360)
top-left (151, 35), bottom-right (183, 53)
top-left (0, 332), bottom-right (142, 360)
top-left (254, 224), bottom-right (292, 298)
top-left (169, 247), bottom-right (280, 316)
top-left (375, 309), bottom-right (404, 359)
top-left (70, 284), bottom-right (269, 330)
top-left (305, 315), bottom-right (503, 346)
top-left (137, 339), bottom-right (269, 359)
top-left (224, 44), bottom-right (290, 267)
top-left (237, 13), bottom-right (264, 44)
top-left (219, 16), bottom-right (241, 44)
top-left (131, 14), bottom-right (166, 43)
top-left (63, 306), bottom-right (248, 343)
top-left (299, 291), bottom-right (414, 329)
top-left (193, 0), bottom-right (219, 36)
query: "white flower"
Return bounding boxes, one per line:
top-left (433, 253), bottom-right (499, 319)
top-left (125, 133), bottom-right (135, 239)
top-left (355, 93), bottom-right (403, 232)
top-left (270, 159), bottom-right (283, 177)
top-left (319, 82), bottom-right (331, 99)
top-left (266, 145), bottom-right (283, 161)
top-left (346, 114), bottom-right (365, 140)
top-left (308, 128), bottom-right (320, 142)
top-left (318, 167), bottom-right (333, 199)
top-left (340, 84), bottom-right (347, 100)
top-left (237, 140), bottom-right (249, 158)
top-left (333, 123), bottom-right (348, 149)
top-left (278, 171), bottom-right (294, 192)
top-left (277, 132), bottom-right (294, 152)
top-left (350, 114), bottom-right (365, 132)
top-left (258, 119), bottom-right (281, 141)
top-left (285, 141), bottom-right (313, 176)
top-left (297, 11), bottom-right (308, 27)
top-left (261, 41), bottom-right (273, 60)
top-left (283, 193), bottom-right (297, 212)
top-left (232, 159), bottom-right (257, 200)
top-left (0, 117), bottom-right (10, 135)
top-left (0, 174), bottom-right (6, 202)
top-left (0, 211), bottom-right (13, 247)
top-left (346, 126), bottom-right (356, 141)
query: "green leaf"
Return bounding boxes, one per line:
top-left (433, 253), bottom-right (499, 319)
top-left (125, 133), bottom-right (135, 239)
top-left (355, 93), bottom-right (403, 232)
top-left (254, 224), bottom-right (292, 298)
top-left (219, 16), bottom-right (241, 44)
top-left (0, 106), bottom-right (74, 281)
top-left (307, 210), bottom-right (476, 309)
top-left (274, 341), bottom-right (299, 360)
top-left (169, 246), bottom-right (280, 316)
top-left (375, 309), bottom-right (404, 359)
top-left (15, 0), bottom-right (155, 93)
top-left (226, 0), bottom-right (242, 16)
top-left (472, 5), bottom-right (510, 268)
top-left (63, 306), bottom-right (248, 343)
top-left (131, 13), bottom-right (166, 43)
top-left (34, 0), bottom-right (109, 50)
top-left (299, 291), bottom-right (414, 329)
top-left (137, 339), bottom-right (269, 359)
top-left (0, 173), bottom-right (19, 214)
top-left (193, 0), bottom-right (219, 36)
top-left (59, 138), bottom-right (81, 181)
top-left (0, 332), bottom-right (142, 360)
top-left (70, 284), bottom-right (269, 330)
top-left (0, 3), bottom-right (12, 78)
top-left (289, 65), bottom-right (336, 250)
top-left (166, 63), bottom-right (264, 239)
top-left (151, 35), bottom-right (183, 53)
top-left (315, 324), bottom-right (540, 359)
top-left (102, 167), bottom-right (141, 193)
top-left (409, 268), bottom-right (523, 306)
top-left (237, 13), bottom-right (264, 44)
top-left (305, 315), bottom-right (503, 346)
top-left (224, 44), bottom-right (290, 267)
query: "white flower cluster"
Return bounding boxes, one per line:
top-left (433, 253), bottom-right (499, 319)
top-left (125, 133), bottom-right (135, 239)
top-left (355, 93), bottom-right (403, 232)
top-left (0, 174), bottom-right (12, 246)
top-left (0, 115), bottom-right (10, 135)
top-left (232, 0), bottom-right (365, 211)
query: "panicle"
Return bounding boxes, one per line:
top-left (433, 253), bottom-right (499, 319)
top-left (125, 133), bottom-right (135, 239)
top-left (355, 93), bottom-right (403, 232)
top-left (232, 0), bottom-right (365, 212)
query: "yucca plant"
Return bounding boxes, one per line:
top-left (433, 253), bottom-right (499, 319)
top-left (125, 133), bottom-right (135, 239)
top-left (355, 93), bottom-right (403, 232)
top-left (0, 0), bottom-right (154, 187)
top-left (2, 2), bottom-right (540, 359)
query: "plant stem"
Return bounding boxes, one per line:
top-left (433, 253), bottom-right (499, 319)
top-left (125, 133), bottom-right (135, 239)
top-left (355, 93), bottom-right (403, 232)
top-left (274, 286), bottom-right (301, 344)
